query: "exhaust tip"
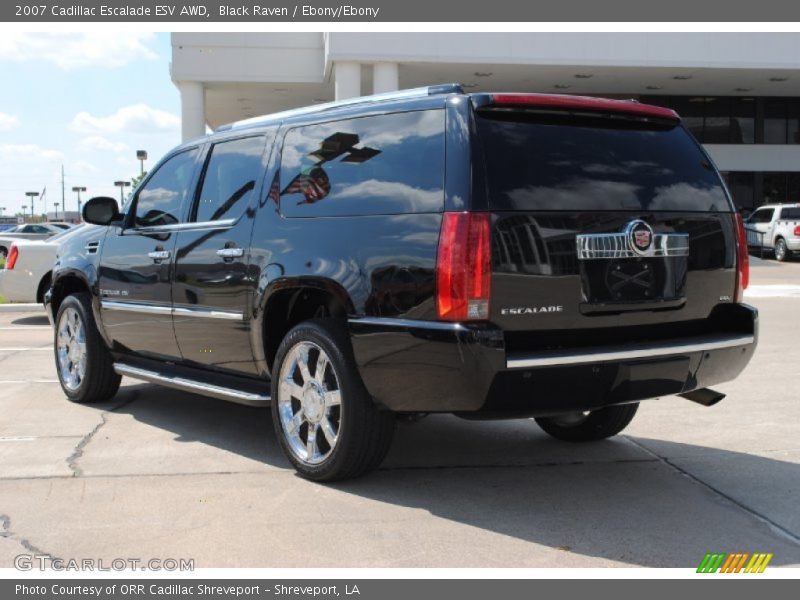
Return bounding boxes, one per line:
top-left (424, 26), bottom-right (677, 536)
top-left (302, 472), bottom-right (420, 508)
top-left (679, 388), bottom-right (726, 407)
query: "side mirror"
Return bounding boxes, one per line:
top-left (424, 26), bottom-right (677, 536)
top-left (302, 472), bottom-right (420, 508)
top-left (82, 197), bottom-right (121, 226)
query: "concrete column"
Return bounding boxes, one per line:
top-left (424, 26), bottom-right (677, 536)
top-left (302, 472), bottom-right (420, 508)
top-left (178, 81), bottom-right (206, 142)
top-left (373, 62), bottom-right (399, 95)
top-left (334, 61), bottom-right (361, 100)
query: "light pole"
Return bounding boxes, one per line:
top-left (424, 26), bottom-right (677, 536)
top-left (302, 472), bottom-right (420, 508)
top-left (54, 202), bottom-right (60, 220)
top-left (72, 186), bottom-right (86, 219)
top-left (21, 205), bottom-right (27, 220)
top-left (25, 191), bottom-right (39, 220)
top-left (136, 150), bottom-right (148, 176)
top-left (113, 181), bottom-right (130, 204)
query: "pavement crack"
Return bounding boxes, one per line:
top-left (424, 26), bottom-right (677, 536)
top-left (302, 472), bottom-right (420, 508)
top-left (66, 390), bottom-right (141, 478)
top-left (625, 436), bottom-right (800, 547)
top-left (0, 513), bottom-right (60, 560)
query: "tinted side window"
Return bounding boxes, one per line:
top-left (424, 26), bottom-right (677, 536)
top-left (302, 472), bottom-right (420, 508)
top-left (134, 148), bottom-right (199, 227)
top-left (780, 207), bottom-right (800, 220)
top-left (749, 209), bottom-right (775, 224)
top-left (280, 110), bottom-right (445, 217)
top-left (194, 136), bottom-right (265, 223)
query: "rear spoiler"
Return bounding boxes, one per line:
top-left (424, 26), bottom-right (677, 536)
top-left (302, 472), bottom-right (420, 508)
top-left (473, 93), bottom-right (680, 122)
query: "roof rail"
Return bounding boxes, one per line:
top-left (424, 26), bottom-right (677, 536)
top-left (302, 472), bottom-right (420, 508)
top-left (217, 83), bottom-right (464, 133)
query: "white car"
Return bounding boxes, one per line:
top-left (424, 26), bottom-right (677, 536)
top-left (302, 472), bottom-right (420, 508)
top-left (745, 203), bottom-right (800, 261)
top-left (0, 225), bottom-right (85, 303)
top-left (0, 222), bottom-right (72, 258)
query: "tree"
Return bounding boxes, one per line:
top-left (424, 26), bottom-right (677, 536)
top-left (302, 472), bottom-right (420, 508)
top-left (130, 171), bottom-right (148, 190)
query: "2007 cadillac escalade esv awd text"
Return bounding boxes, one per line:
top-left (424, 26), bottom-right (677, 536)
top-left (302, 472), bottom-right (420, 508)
top-left (45, 85), bottom-right (757, 481)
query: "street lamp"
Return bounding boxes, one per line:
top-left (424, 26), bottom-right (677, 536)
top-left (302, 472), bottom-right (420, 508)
top-left (25, 191), bottom-right (39, 219)
top-left (72, 186), bottom-right (87, 218)
top-left (113, 180), bottom-right (130, 204)
top-left (54, 202), bottom-right (60, 220)
top-left (136, 150), bottom-right (148, 176)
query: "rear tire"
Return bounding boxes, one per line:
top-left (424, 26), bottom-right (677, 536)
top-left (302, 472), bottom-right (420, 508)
top-left (271, 319), bottom-right (395, 481)
top-left (54, 293), bottom-right (121, 404)
top-left (774, 238), bottom-right (789, 262)
top-left (535, 403), bottom-right (639, 442)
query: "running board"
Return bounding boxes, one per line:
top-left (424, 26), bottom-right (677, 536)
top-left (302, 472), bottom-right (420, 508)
top-left (113, 363), bottom-right (270, 407)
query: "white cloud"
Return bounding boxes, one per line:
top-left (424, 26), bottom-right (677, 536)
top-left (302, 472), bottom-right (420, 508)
top-left (72, 160), bottom-right (100, 174)
top-left (0, 144), bottom-right (62, 162)
top-left (0, 112), bottom-right (20, 131)
top-left (0, 32), bottom-right (157, 70)
top-left (70, 104), bottom-right (180, 135)
top-left (78, 135), bottom-right (129, 154)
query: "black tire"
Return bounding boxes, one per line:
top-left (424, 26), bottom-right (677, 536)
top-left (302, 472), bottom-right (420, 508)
top-left (271, 319), bottom-right (395, 481)
top-left (535, 403), bottom-right (639, 442)
top-left (774, 238), bottom-right (789, 262)
top-left (0, 246), bottom-right (7, 259)
top-left (54, 292), bottom-right (121, 404)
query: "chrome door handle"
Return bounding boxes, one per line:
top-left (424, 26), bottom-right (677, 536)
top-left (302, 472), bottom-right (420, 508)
top-left (216, 248), bottom-right (244, 259)
top-left (147, 250), bottom-right (171, 261)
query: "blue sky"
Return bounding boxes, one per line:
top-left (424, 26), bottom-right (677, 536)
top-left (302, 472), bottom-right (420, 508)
top-left (0, 32), bottom-right (181, 217)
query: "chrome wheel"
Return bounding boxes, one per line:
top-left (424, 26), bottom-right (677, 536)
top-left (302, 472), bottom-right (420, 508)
top-left (56, 307), bottom-right (87, 391)
top-left (277, 341), bottom-right (342, 465)
top-left (776, 239), bottom-right (787, 261)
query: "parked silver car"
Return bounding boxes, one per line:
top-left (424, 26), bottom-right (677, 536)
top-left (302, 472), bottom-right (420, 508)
top-left (0, 223), bottom-right (72, 257)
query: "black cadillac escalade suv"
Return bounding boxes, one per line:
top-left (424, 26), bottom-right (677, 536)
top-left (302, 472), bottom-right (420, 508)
top-left (46, 84), bottom-right (757, 481)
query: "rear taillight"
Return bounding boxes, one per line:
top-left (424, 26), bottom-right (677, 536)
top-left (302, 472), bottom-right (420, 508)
top-left (794, 225), bottom-right (800, 236)
top-left (436, 212), bottom-right (491, 321)
top-left (734, 213), bottom-right (749, 303)
top-left (5, 245), bottom-right (18, 270)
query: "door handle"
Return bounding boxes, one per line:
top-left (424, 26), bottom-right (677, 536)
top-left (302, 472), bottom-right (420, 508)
top-left (216, 247), bottom-right (244, 260)
top-left (147, 250), bottom-right (171, 262)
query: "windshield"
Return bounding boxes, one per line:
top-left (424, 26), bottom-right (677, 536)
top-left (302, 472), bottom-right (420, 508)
top-left (476, 110), bottom-right (732, 212)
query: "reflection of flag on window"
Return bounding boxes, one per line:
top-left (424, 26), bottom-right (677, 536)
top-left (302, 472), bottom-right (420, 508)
top-left (284, 166), bottom-right (331, 205)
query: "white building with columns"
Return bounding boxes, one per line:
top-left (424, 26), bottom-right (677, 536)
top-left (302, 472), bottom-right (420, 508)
top-left (170, 32), bottom-right (800, 209)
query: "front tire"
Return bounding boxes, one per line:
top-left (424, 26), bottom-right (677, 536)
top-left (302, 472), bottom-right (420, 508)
top-left (535, 403), bottom-right (639, 442)
top-left (774, 238), bottom-right (789, 262)
top-left (54, 293), bottom-right (121, 403)
top-left (271, 319), bottom-right (395, 481)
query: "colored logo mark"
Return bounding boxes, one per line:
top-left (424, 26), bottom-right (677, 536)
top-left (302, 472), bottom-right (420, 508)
top-left (697, 552), bottom-right (773, 573)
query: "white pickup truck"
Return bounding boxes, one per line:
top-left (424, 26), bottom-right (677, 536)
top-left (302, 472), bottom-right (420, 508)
top-left (745, 203), bottom-right (800, 262)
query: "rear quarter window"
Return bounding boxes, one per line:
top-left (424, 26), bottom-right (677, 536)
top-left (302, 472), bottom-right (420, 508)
top-left (279, 109), bottom-right (445, 217)
top-left (476, 111), bottom-right (731, 212)
top-left (779, 207), bottom-right (800, 219)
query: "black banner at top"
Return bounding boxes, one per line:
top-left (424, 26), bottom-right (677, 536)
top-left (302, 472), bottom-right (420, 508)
top-left (3, 0), bottom-right (800, 22)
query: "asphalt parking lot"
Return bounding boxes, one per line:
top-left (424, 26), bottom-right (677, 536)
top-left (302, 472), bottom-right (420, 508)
top-left (1, 258), bottom-right (799, 569)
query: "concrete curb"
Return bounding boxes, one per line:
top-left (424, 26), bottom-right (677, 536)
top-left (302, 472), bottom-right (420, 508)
top-left (0, 303), bottom-right (43, 312)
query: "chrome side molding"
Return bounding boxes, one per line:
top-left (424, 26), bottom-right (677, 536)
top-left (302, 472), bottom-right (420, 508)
top-left (506, 333), bottom-right (754, 369)
top-left (101, 300), bottom-right (172, 316)
top-left (113, 363), bottom-right (270, 407)
top-left (101, 300), bottom-right (243, 321)
top-left (348, 316), bottom-right (467, 332)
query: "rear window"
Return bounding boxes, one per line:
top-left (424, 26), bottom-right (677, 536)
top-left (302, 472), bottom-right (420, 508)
top-left (476, 111), bottom-right (731, 212)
